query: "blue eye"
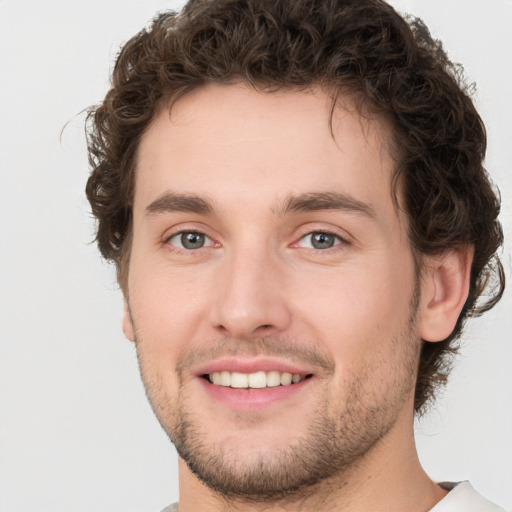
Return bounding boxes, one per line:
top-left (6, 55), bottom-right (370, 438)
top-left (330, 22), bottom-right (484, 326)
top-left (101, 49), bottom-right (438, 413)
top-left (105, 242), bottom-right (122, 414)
top-left (299, 232), bottom-right (342, 250)
top-left (168, 232), bottom-right (212, 250)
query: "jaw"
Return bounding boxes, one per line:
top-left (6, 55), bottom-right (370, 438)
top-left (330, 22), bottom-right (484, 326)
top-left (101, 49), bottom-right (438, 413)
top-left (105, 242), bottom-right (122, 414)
top-left (175, 391), bottom-right (423, 512)
top-left (137, 340), bottom-right (425, 510)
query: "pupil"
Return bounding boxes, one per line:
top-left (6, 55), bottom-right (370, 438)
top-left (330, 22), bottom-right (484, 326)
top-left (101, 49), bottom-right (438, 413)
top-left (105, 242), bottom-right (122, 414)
top-left (181, 232), bottom-right (204, 249)
top-left (312, 232), bottom-right (334, 249)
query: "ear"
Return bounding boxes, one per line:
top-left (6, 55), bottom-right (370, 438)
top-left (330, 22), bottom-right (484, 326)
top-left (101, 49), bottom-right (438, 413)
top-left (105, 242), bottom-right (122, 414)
top-left (122, 300), bottom-right (135, 342)
top-left (419, 246), bottom-right (473, 342)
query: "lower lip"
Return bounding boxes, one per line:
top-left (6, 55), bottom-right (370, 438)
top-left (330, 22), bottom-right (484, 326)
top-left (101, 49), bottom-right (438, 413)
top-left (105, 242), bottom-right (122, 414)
top-left (198, 377), bottom-right (311, 410)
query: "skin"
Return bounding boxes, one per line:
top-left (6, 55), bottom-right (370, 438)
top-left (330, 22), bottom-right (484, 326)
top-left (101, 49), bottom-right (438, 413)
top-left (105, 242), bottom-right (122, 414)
top-left (123, 84), bottom-right (472, 511)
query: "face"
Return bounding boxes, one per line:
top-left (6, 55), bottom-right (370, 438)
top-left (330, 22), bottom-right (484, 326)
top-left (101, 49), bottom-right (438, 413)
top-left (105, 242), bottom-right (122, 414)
top-left (125, 84), bottom-right (424, 500)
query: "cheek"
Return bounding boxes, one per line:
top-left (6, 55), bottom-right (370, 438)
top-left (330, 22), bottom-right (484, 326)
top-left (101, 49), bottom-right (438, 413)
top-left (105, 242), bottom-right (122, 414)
top-left (129, 270), bottom-right (206, 408)
top-left (297, 266), bottom-right (408, 330)
top-left (128, 262), bottom-right (212, 355)
top-left (293, 258), bottom-right (417, 368)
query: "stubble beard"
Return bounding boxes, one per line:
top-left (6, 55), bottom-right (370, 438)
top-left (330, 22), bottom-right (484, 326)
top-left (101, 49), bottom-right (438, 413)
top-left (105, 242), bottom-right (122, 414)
top-left (169, 378), bottom-right (409, 503)
top-left (134, 289), bottom-right (421, 503)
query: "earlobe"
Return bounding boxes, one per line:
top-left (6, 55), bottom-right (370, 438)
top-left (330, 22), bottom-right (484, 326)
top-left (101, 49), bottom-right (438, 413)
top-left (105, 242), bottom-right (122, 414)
top-left (419, 246), bottom-right (473, 342)
top-left (122, 300), bottom-right (136, 342)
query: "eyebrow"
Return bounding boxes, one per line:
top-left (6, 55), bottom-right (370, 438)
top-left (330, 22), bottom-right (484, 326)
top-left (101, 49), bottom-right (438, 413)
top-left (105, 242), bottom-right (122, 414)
top-left (145, 191), bottom-right (375, 219)
top-left (276, 192), bottom-right (376, 218)
top-left (145, 192), bottom-right (213, 215)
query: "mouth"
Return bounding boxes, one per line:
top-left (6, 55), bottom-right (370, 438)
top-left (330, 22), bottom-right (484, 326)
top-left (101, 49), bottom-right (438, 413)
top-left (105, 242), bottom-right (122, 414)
top-left (195, 359), bottom-right (316, 409)
top-left (203, 370), bottom-right (313, 389)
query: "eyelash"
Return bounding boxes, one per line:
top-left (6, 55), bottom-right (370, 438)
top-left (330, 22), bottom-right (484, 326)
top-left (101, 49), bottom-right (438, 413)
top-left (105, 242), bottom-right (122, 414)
top-left (293, 229), bottom-right (349, 252)
top-left (165, 230), bottom-right (217, 251)
top-left (164, 228), bottom-right (349, 254)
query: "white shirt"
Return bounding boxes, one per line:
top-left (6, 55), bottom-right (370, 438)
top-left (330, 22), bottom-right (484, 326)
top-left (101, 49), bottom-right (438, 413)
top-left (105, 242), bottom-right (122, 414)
top-left (430, 482), bottom-right (506, 511)
top-left (161, 482), bottom-right (507, 511)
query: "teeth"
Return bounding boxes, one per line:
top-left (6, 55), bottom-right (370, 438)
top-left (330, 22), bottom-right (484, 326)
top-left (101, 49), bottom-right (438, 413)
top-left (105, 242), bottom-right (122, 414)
top-left (248, 371), bottom-right (267, 388)
top-left (266, 371), bottom-right (281, 387)
top-left (208, 370), bottom-right (306, 388)
top-left (280, 372), bottom-right (293, 386)
top-left (231, 372), bottom-right (249, 388)
top-left (220, 371), bottom-right (231, 386)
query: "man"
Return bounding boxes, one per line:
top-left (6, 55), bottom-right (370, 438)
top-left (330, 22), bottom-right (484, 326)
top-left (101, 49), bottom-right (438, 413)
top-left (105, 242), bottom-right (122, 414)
top-left (85, 0), bottom-right (506, 510)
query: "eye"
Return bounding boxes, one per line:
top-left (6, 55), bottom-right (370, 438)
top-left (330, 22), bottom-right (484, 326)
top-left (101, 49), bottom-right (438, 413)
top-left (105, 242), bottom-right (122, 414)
top-left (298, 231), bottom-right (343, 250)
top-left (167, 231), bottom-right (213, 250)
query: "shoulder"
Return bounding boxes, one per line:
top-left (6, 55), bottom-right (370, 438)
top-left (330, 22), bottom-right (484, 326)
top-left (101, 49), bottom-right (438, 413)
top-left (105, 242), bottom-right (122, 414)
top-left (159, 504), bottom-right (178, 512)
top-left (430, 482), bottom-right (507, 512)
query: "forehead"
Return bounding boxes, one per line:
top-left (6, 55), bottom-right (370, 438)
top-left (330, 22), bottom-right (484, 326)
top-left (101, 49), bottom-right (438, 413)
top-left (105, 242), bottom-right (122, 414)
top-left (135, 83), bottom-right (397, 217)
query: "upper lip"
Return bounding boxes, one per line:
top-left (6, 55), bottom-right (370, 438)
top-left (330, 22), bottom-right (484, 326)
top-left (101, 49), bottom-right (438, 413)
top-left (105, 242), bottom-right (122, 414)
top-left (194, 357), bottom-right (314, 377)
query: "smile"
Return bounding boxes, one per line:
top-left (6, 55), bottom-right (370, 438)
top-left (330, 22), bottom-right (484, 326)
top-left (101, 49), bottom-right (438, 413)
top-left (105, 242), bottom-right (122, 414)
top-left (208, 370), bottom-right (308, 388)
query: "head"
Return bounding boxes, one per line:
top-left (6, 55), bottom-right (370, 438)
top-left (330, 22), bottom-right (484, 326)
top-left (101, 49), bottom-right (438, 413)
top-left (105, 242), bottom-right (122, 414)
top-left (85, 0), bottom-right (504, 500)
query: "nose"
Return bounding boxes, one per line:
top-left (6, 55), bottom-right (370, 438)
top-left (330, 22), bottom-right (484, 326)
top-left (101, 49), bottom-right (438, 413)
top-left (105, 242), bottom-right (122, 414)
top-left (209, 245), bottom-right (292, 339)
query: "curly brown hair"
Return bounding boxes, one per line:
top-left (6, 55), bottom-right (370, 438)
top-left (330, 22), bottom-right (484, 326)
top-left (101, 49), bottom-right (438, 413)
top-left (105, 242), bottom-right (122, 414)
top-left (85, 0), bottom-right (504, 414)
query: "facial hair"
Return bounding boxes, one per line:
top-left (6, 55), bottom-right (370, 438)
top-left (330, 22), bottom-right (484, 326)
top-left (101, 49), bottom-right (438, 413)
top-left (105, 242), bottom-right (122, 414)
top-left (133, 286), bottom-right (421, 503)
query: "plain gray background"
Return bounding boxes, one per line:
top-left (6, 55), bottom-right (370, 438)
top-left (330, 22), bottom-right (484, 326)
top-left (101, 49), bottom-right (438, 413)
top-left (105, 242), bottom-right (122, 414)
top-left (0, 1), bottom-right (511, 510)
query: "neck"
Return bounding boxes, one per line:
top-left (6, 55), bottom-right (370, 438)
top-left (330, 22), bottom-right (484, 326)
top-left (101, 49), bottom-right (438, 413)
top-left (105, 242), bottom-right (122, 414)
top-left (176, 407), bottom-right (447, 512)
